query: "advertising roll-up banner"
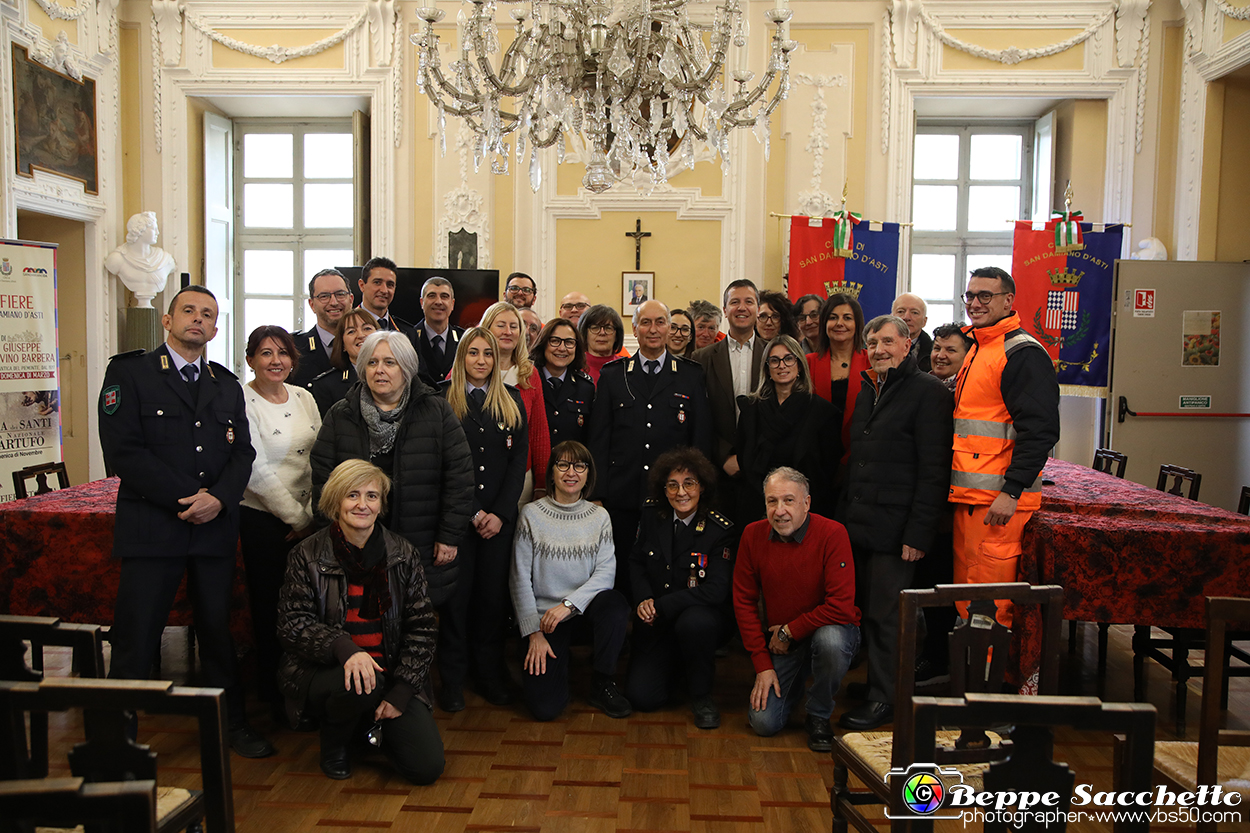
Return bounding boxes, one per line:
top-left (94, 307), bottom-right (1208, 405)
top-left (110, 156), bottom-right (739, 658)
top-left (0, 239), bottom-right (60, 502)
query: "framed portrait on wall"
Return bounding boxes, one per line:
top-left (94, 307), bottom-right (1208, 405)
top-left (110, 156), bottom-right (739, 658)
top-left (622, 271), bottom-right (653, 315)
top-left (12, 45), bottom-right (98, 194)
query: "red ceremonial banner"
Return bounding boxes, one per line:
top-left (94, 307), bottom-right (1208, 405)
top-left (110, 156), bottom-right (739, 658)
top-left (788, 216), bottom-right (844, 300)
top-left (1011, 221), bottom-right (1062, 365)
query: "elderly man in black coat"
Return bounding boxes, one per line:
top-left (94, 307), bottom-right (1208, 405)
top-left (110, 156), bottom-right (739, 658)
top-left (837, 314), bottom-right (953, 730)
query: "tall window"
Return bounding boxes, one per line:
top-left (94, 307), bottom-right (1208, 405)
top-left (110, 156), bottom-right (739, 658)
top-left (234, 120), bottom-right (355, 362)
top-left (909, 122), bottom-right (1033, 327)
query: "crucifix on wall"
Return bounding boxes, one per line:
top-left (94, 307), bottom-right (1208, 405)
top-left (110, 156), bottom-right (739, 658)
top-left (622, 219), bottom-right (654, 316)
top-left (625, 218), bottom-right (651, 270)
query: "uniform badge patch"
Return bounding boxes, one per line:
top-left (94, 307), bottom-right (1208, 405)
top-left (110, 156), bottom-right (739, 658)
top-left (577, 414), bottom-right (584, 427)
top-left (506, 435), bottom-right (513, 450)
top-left (102, 385), bottom-right (120, 415)
top-left (678, 409), bottom-right (686, 423)
top-left (226, 427), bottom-right (235, 444)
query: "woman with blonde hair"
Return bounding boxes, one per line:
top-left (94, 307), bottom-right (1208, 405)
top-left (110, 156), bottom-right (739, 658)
top-left (436, 328), bottom-right (528, 710)
top-left (479, 301), bottom-right (550, 501)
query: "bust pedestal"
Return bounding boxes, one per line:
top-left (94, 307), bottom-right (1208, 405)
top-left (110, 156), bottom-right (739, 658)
top-left (122, 306), bottom-right (163, 353)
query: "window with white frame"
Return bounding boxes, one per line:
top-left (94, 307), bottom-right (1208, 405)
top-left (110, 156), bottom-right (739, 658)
top-left (234, 120), bottom-right (355, 366)
top-left (909, 122), bottom-right (1033, 328)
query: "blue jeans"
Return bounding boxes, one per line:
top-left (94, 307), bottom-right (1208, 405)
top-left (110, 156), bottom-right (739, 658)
top-left (748, 623), bottom-right (860, 737)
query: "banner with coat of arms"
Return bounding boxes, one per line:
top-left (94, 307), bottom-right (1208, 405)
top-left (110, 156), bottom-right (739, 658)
top-left (787, 215), bottom-right (900, 322)
top-left (1011, 221), bottom-right (1124, 396)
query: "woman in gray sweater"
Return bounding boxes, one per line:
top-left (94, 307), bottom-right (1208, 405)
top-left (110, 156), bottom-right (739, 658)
top-left (510, 440), bottom-right (631, 720)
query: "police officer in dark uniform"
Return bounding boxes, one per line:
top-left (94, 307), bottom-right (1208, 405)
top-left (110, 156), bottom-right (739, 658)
top-left (290, 268), bottom-right (352, 389)
top-left (587, 300), bottom-right (712, 596)
top-left (626, 448), bottom-right (733, 729)
top-left (437, 327), bottom-right (529, 711)
top-left (98, 284), bottom-right (273, 758)
top-left (530, 318), bottom-right (595, 447)
top-left (410, 277), bottom-right (463, 388)
top-left (358, 256), bottom-right (414, 332)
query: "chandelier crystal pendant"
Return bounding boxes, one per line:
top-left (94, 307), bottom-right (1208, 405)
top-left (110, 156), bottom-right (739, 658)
top-left (412, 0), bottom-right (796, 194)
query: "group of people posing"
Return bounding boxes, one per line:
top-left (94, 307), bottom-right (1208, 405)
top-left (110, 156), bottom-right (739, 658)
top-left (97, 257), bottom-right (1059, 785)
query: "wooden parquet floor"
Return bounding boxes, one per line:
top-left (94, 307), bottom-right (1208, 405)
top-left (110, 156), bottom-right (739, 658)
top-left (29, 624), bottom-right (1250, 833)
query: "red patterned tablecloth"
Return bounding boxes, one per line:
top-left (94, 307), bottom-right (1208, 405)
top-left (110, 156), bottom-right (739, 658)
top-left (0, 477), bottom-right (251, 641)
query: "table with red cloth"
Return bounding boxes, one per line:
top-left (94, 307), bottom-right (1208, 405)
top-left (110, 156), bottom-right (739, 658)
top-left (1014, 458), bottom-right (1250, 682)
top-left (0, 477), bottom-right (252, 643)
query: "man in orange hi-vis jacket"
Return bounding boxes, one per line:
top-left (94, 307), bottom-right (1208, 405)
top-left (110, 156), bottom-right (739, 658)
top-left (950, 267), bottom-right (1060, 627)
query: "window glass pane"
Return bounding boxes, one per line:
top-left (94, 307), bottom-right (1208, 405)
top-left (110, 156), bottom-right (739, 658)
top-left (910, 254), bottom-right (955, 299)
top-left (244, 184), bottom-right (294, 228)
top-left (914, 134), bottom-right (959, 180)
top-left (967, 185), bottom-right (1020, 231)
top-left (243, 298), bottom-right (295, 344)
top-left (912, 185), bottom-right (958, 231)
top-left (304, 184), bottom-right (355, 228)
top-left (302, 249), bottom-right (356, 330)
top-left (927, 304), bottom-right (957, 328)
top-left (243, 249), bottom-right (294, 295)
top-left (243, 133), bottom-right (293, 179)
top-left (966, 254), bottom-right (1014, 278)
top-left (969, 134), bottom-right (1022, 180)
top-left (305, 134), bottom-right (354, 179)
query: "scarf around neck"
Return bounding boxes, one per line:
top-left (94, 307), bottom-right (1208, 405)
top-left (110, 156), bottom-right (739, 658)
top-left (360, 381), bottom-right (411, 457)
top-left (330, 522), bottom-right (391, 619)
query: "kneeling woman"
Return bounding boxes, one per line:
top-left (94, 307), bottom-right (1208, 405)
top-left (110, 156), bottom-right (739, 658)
top-left (626, 448), bottom-right (734, 729)
top-left (277, 459), bottom-right (443, 784)
top-left (510, 441), bottom-right (631, 721)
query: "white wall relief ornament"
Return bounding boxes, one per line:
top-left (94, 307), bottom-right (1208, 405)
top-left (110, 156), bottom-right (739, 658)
top-left (184, 8), bottom-right (367, 64)
top-left (1213, 0), bottom-right (1250, 21)
top-left (34, 0), bottom-right (89, 21)
top-left (918, 3), bottom-right (1116, 64)
top-left (794, 72), bottom-right (847, 218)
top-left (152, 0), bottom-right (183, 67)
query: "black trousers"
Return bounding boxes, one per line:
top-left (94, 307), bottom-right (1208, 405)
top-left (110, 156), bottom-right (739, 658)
top-left (437, 522), bottom-right (514, 690)
top-left (853, 544), bottom-right (917, 706)
top-left (239, 506), bottom-right (296, 705)
top-left (109, 554), bottom-right (245, 724)
top-left (605, 506), bottom-right (639, 598)
top-left (305, 666), bottom-right (444, 785)
top-left (626, 604), bottom-right (725, 711)
top-left (521, 590), bottom-right (629, 722)
top-left (912, 522), bottom-right (956, 670)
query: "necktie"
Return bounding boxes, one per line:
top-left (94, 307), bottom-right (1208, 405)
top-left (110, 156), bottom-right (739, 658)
top-left (549, 375), bottom-right (562, 393)
top-left (326, 338), bottom-right (335, 356)
top-left (470, 388), bottom-right (486, 407)
top-left (645, 359), bottom-right (659, 375)
top-left (432, 334), bottom-right (444, 355)
top-left (181, 364), bottom-right (199, 385)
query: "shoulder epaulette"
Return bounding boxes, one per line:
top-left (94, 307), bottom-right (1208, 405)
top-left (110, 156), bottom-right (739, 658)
top-left (311, 367), bottom-right (342, 382)
top-left (208, 360), bottom-right (239, 380)
top-left (706, 509), bottom-right (733, 530)
top-left (108, 348), bottom-right (145, 361)
top-left (673, 354), bottom-right (699, 367)
top-left (1003, 329), bottom-right (1046, 358)
top-left (573, 369), bottom-right (594, 384)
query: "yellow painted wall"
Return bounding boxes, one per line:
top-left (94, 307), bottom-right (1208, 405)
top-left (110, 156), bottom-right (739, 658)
top-left (1214, 80), bottom-right (1250, 261)
top-left (1198, 81), bottom-right (1225, 260)
top-left (1152, 24), bottom-right (1183, 256)
top-left (1051, 100), bottom-right (1107, 219)
top-left (119, 25), bottom-right (141, 224)
top-left (941, 30), bottom-right (1085, 72)
top-left (556, 212), bottom-right (720, 311)
top-left (210, 30), bottom-right (344, 70)
top-left (26, 0), bottom-right (77, 45)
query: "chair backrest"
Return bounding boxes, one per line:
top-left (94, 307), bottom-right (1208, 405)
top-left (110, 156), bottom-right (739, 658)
top-left (1092, 447), bottom-right (1128, 478)
top-left (0, 776), bottom-right (157, 833)
top-left (0, 679), bottom-right (234, 833)
top-left (1198, 597), bottom-right (1250, 793)
top-left (11, 462), bottom-right (69, 500)
top-left (891, 583), bottom-right (1065, 771)
top-left (1156, 464), bottom-right (1201, 500)
top-left (1238, 486), bottom-right (1249, 516)
top-left (905, 693), bottom-right (1156, 833)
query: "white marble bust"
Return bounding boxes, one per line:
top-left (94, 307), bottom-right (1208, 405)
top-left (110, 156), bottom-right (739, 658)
top-left (105, 211), bottom-right (176, 308)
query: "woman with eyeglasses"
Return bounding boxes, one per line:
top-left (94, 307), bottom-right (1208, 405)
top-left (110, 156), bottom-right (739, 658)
top-left (794, 293), bottom-right (823, 354)
top-left (530, 318), bottom-right (595, 447)
top-left (667, 309), bottom-right (696, 357)
top-left (437, 328), bottom-right (528, 710)
top-left (806, 293), bottom-right (869, 462)
top-left (311, 308), bottom-right (377, 417)
top-left (510, 441), bottom-right (632, 721)
top-left (737, 336), bottom-right (842, 521)
top-left (480, 302), bottom-right (551, 502)
top-left (577, 304), bottom-right (631, 384)
top-left (756, 290), bottom-right (801, 344)
top-left (625, 447), bottom-right (733, 730)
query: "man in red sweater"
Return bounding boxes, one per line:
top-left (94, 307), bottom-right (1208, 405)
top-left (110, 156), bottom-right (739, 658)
top-left (732, 467), bottom-right (860, 752)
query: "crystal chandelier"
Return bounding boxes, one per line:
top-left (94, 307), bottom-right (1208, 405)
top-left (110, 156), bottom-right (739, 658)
top-left (411, 0), bottom-right (796, 194)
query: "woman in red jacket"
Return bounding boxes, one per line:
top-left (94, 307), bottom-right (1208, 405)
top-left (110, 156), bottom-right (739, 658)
top-left (805, 293), bottom-right (869, 461)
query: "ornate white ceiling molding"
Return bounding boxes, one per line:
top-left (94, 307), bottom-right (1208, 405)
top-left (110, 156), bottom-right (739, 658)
top-left (33, 0), bottom-right (88, 21)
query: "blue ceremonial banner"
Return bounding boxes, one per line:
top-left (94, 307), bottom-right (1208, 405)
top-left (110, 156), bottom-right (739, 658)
top-left (1012, 221), bottom-right (1123, 395)
top-left (788, 220), bottom-right (900, 322)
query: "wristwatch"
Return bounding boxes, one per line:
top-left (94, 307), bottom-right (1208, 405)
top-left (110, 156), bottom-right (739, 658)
top-left (777, 625), bottom-right (792, 644)
top-left (561, 599), bottom-right (579, 614)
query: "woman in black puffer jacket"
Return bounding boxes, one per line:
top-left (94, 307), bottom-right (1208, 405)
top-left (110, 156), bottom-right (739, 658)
top-left (311, 330), bottom-right (474, 608)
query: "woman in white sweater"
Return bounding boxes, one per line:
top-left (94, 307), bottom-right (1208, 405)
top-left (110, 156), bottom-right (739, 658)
top-left (510, 440), bottom-right (631, 721)
top-left (241, 325), bottom-right (322, 714)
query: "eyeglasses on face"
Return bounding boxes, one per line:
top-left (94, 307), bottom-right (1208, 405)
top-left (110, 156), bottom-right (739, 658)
top-left (963, 290), bottom-right (1009, 305)
top-left (561, 302), bottom-right (590, 311)
top-left (670, 326), bottom-right (691, 336)
top-left (554, 460), bottom-right (588, 473)
top-left (588, 323), bottom-right (616, 334)
top-left (665, 478), bottom-right (700, 494)
top-left (548, 337), bottom-right (578, 349)
top-left (507, 286), bottom-right (536, 296)
top-left (313, 290), bottom-right (352, 303)
top-left (767, 354), bottom-right (798, 368)
top-left (799, 311), bottom-right (821, 322)
top-left (758, 312), bottom-right (778, 323)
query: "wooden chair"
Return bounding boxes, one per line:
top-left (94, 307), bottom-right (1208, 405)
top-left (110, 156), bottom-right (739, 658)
top-left (1151, 597), bottom-right (1250, 833)
top-left (831, 582), bottom-right (1065, 833)
top-left (907, 693), bottom-right (1156, 833)
top-left (0, 776), bottom-right (157, 833)
top-left (0, 678), bottom-right (234, 833)
top-left (1091, 447), bottom-right (1128, 478)
top-left (1238, 486), bottom-right (1249, 516)
top-left (1157, 463), bottom-right (1201, 500)
top-left (11, 461), bottom-right (69, 499)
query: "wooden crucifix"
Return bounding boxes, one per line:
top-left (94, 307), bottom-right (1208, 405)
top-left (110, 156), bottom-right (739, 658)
top-left (625, 218), bottom-right (651, 270)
